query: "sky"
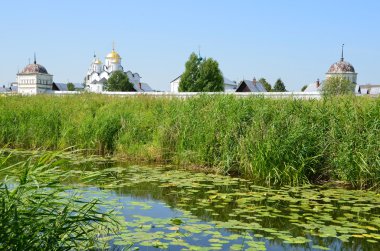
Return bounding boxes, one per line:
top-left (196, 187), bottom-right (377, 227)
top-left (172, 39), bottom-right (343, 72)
top-left (0, 0), bottom-right (379, 91)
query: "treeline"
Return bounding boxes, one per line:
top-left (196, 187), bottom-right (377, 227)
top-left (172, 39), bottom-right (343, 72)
top-left (0, 95), bottom-right (379, 188)
top-left (179, 52), bottom-right (287, 92)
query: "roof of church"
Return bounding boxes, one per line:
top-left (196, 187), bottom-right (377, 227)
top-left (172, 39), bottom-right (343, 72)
top-left (94, 59), bottom-right (102, 64)
top-left (328, 60), bottom-right (355, 74)
top-left (327, 45), bottom-right (356, 74)
top-left (106, 49), bottom-right (121, 64)
top-left (20, 63), bottom-right (49, 74)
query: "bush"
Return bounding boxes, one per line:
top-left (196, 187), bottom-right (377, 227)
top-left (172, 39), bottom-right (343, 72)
top-left (322, 76), bottom-right (356, 97)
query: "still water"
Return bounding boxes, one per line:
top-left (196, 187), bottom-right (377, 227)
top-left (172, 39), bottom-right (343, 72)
top-left (68, 160), bottom-right (380, 251)
top-left (3, 152), bottom-right (380, 250)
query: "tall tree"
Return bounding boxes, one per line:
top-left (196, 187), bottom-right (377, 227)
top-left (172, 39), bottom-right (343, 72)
top-left (258, 78), bottom-right (271, 92)
top-left (179, 53), bottom-right (224, 92)
top-left (197, 58), bottom-right (224, 92)
top-left (273, 78), bottom-right (287, 92)
top-left (67, 82), bottom-right (75, 91)
top-left (104, 71), bottom-right (134, 92)
top-left (179, 53), bottom-right (201, 92)
top-left (322, 76), bottom-right (355, 97)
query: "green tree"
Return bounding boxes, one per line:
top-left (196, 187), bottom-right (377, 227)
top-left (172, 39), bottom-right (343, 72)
top-left (197, 58), bottom-right (224, 92)
top-left (67, 82), bottom-right (75, 91)
top-left (179, 53), bottom-right (224, 92)
top-left (301, 85), bottom-right (308, 92)
top-left (258, 78), bottom-right (271, 92)
top-left (179, 53), bottom-right (201, 92)
top-left (104, 71), bottom-right (134, 92)
top-left (322, 76), bottom-right (355, 97)
top-left (273, 78), bottom-right (287, 92)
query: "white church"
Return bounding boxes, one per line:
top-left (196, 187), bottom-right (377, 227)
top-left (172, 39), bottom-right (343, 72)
top-left (85, 45), bottom-right (152, 92)
top-left (16, 55), bottom-right (53, 95)
top-left (304, 45), bottom-right (359, 92)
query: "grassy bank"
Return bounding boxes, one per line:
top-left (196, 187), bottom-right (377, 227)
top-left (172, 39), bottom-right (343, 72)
top-left (0, 94), bottom-right (379, 188)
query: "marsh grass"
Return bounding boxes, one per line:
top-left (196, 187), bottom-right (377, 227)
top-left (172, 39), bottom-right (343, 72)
top-left (0, 94), bottom-right (379, 188)
top-left (0, 151), bottom-right (120, 250)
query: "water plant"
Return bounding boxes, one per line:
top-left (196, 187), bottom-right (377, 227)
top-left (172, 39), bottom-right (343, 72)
top-left (0, 151), bottom-right (120, 250)
top-left (2, 150), bottom-right (380, 250)
top-left (50, 158), bottom-right (380, 250)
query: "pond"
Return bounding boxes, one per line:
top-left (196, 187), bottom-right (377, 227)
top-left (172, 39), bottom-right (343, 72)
top-left (4, 153), bottom-right (380, 250)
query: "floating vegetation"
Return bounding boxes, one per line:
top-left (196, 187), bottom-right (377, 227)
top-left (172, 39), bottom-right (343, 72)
top-left (55, 156), bottom-right (380, 250)
top-left (2, 151), bottom-right (380, 250)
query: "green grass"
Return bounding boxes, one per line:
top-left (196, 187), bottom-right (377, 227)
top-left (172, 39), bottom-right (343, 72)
top-left (0, 94), bottom-right (379, 188)
top-left (0, 151), bottom-right (120, 250)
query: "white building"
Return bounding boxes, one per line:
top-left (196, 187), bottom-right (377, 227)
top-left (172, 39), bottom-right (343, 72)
top-left (359, 84), bottom-right (380, 95)
top-left (224, 78), bottom-right (239, 93)
top-left (303, 79), bottom-right (323, 92)
top-left (16, 56), bottom-right (53, 95)
top-left (85, 46), bottom-right (151, 92)
top-left (170, 75), bottom-right (238, 93)
top-left (0, 82), bottom-right (17, 93)
top-left (170, 76), bottom-right (181, 93)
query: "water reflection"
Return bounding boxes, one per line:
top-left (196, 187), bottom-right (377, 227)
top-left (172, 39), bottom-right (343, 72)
top-left (66, 160), bottom-right (379, 251)
top-left (4, 153), bottom-right (380, 250)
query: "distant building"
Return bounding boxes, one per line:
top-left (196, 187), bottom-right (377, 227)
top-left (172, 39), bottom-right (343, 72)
top-left (0, 83), bottom-right (19, 93)
top-left (1, 85), bottom-right (7, 92)
top-left (170, 76), bottom-right (181, 93)
top-left (133, 82), bottom-right (153, 92)
top-left (235, 78), bottom-right (267, 92)
top-left (16, 55), bottom-right (53, 95)
top-left (9, 82), bottom-right (18, 92)
top-left (224, 78), bottom-right (238, 93)
top-left (326, 44), bottom-right (358, 84)
top-left (359, 84), bottom-right (380, 95)
top-left (303, 45), bottom-right (359, 93)
top-left (170, 75), bottom-right (237, 93)
top-left (85, 45), bottom-right (152, 92)
top-left (303, 78), bottom-right (361, 94)
top-left (325, 45), bottom-right (357, 84)
top-left (52, 83), bottom-right (85, 91)
top-left (303, 79), bottom-right (322, 92)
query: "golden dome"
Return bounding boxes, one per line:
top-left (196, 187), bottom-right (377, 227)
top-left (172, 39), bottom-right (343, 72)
top-left (94, 58), bottom-right (102, 64)
top-left (106, 49), bottom-right (121, 62)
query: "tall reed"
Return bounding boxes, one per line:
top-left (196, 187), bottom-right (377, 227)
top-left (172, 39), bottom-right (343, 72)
top-left (0, 151), bottom-right (119, 250)
top-left (0, 94), bottom-right (379, 188)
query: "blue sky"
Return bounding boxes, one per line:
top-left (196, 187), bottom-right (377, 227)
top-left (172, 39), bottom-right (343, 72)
top-left (1, 0), bottom-right (379, 91)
